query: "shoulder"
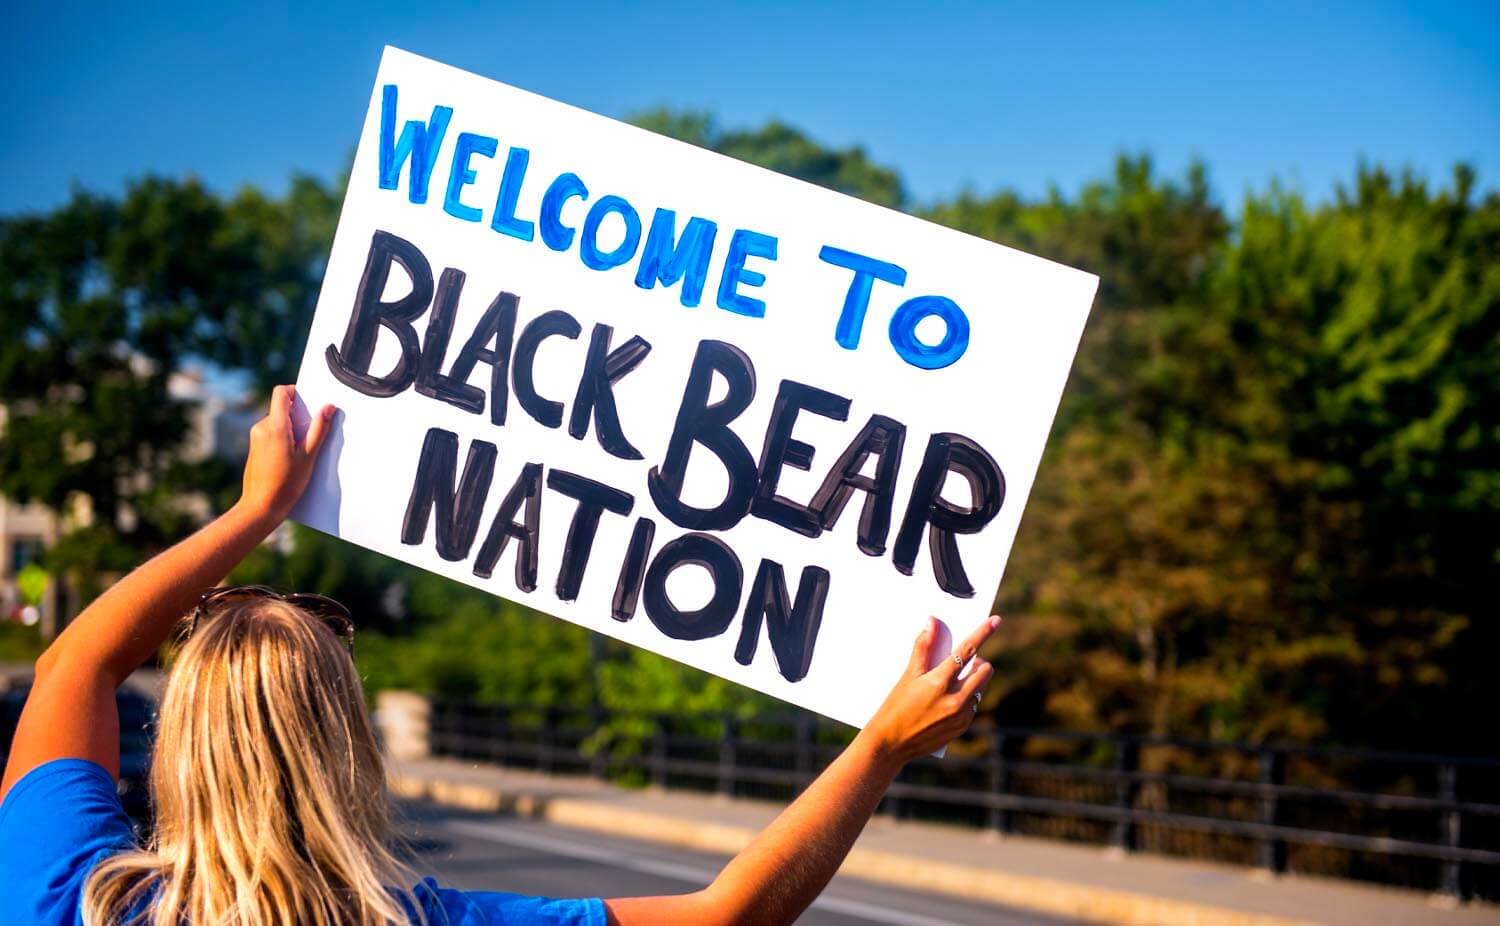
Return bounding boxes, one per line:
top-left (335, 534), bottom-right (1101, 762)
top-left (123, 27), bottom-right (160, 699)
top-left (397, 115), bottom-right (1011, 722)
top-left (410, 877), bottom-right (607, 926)
top-left (0, 756), bottom-right (132, 836)
top-left (0, 758), bottom-right (136, 924)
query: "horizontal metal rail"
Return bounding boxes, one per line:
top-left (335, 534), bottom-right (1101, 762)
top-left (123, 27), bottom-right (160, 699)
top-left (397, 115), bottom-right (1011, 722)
top-left (426, 700), bottom-right (1500, 901)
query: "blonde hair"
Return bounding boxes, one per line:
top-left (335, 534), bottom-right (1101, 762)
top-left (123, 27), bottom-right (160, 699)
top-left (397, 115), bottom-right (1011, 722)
top-left (83, 598), bottom-right (421, 925)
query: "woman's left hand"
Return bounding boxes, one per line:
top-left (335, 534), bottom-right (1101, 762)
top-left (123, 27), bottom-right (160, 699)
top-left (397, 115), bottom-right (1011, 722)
top-left (239, 384), bottom-right (337, 523)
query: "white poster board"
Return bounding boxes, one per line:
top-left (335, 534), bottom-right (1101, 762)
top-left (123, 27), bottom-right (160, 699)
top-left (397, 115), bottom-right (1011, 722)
top-left (293, 46), bottom-right (1097, 730)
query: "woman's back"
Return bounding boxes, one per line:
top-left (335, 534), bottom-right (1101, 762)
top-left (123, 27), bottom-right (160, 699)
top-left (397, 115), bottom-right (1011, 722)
top-left (0, 606), bottom-right (605, 926)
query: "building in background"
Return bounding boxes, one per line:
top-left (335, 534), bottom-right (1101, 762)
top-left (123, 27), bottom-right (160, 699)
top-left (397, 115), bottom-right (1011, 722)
top-left (0, 494), bottom-right (59, 634)
top-left (0, 369), bottom-right (256, 639)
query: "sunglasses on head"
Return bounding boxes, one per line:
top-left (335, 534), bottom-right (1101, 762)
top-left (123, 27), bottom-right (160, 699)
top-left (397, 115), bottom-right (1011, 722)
top-left (187, 585), bottom-right (355, 654)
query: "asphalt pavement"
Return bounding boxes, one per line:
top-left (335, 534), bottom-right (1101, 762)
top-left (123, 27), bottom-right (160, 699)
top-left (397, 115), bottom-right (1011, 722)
top-left (397, 799), bottom-right (1073, 926)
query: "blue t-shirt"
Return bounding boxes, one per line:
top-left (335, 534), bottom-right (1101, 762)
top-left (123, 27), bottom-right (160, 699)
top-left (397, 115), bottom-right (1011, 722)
top-left (0, 759), bottom-right (606, 925)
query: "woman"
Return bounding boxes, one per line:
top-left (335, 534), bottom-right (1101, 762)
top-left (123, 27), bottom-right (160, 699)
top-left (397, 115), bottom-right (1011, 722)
top-left (0, 386), bottom-right (997, 926)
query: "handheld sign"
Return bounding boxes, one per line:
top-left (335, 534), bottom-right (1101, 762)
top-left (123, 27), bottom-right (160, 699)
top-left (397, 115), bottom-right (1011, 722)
top-left (293, 46), bottom-right (1098, 730)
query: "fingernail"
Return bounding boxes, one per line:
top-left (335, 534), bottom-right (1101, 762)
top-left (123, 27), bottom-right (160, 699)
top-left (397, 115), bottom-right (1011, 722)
top-left (322, 405), bottom-right (336, 419)
top-left (990, 615), bottom-right (1001, 629)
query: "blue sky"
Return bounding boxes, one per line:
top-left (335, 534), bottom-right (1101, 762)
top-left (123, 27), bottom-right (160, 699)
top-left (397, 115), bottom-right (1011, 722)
top-left (3, 1), bottom-right (1496, 216)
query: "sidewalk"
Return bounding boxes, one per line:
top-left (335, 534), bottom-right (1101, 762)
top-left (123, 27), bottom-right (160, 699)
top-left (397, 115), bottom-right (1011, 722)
top-left (388, 756), bottom-right (1499, 926)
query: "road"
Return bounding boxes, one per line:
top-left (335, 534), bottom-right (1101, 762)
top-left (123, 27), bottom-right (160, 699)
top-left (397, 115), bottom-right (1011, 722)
top-left (398, 800), bottom-right (1070, 926)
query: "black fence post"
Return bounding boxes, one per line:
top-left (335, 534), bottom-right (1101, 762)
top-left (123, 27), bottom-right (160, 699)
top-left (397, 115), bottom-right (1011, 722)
top-left (1110, 738), bottom-right (1139, 852)
top-left (987, 729), bottom-right (1012, 834)
top-left (492, 703), bottom-right (510, 767)
top-left (429, 698), bottom-right (448, 756)
top-left (538, 706), bottom-right (557, 774)
top-left (652, 714), bottom-right (668, 789)
top-left (1439, 764), bottom-right (1463, 900)
top-left (451, 698), bottom-right (466, 757)
top-left (794, 713), bottom-right (814, 786)
top-left (453, 700), bottom-right (471, 758)
top-left (1257, 748), bottom-right (1286, 874)
top-left (589, 705), bottom-right (608, 779)
top-left (486, 704), bottom-right (504, 764)
top-left (719, 714), bottom-right (738, 798)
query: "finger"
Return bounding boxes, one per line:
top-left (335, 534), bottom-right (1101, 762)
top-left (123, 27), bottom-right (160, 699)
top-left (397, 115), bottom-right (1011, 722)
top-left (302, 404), bottom-right (337, 456)
top-left (931, 614), bottom-right (1001, 684)
top-left (905, 616), bottom-right (938, 677)
top-left (957, 658), bottom-right (993, 702)
top-left (267, 385), bottom-right (294, 433)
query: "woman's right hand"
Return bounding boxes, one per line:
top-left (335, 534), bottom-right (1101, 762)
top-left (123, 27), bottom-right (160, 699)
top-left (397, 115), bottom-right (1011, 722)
top-left (861, 615), bottom-right (1000, 764)
top-left (239, 384), bottom-right (337, 524)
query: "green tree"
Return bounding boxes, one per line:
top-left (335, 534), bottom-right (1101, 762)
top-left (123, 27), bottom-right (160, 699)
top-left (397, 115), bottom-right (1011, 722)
top-left (1199, 166), bottom-right (1499, 749)
top-left (631, 108), bottom-right (907, 208)
top-left (929, 156), bottom-right (1257, 737)
top-left (932, 160), bottom-right (1499, 751)
top-left (0, 175), bottom-right (339, 605)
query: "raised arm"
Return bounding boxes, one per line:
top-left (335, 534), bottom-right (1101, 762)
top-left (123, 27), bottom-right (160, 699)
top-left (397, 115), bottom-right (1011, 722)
top-left (0, 386), bottom-right (333, 799)
top-left (605, 614), bottom-right (998, 926)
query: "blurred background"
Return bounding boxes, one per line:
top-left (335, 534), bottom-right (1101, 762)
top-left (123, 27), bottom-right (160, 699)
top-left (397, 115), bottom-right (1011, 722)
top-left (1, 0), bottom-right (1496, 906)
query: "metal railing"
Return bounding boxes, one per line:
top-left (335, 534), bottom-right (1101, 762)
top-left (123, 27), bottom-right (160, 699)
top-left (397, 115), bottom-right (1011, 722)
top-left (425, 699), bottom-right (1500, 902)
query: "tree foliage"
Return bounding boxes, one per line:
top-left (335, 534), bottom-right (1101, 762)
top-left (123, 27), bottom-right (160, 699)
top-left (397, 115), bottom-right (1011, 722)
top-left (0, 176), bottom-right (338, 599)
top-left (1, 119), bottom-right (1494, 753)
top-left (931, 160), bottom-right (1498, 750)
top-left (631, 108), bottom-right (907, 209)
